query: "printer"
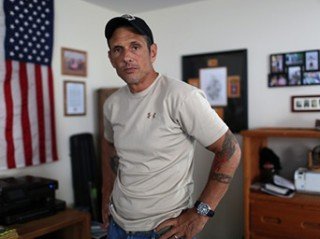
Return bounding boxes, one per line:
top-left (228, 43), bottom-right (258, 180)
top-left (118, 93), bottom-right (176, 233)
top-left (0, 175), bottom-right (64, 225)
top-left (294, 168), bottom-right (320, 194)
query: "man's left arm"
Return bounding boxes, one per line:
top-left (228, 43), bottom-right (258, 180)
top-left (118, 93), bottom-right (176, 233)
top-left (157, 130), bottom-right (241, 239)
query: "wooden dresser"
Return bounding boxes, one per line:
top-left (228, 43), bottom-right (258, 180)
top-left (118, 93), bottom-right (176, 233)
top-left (241, 128), bottom-right (320, 239)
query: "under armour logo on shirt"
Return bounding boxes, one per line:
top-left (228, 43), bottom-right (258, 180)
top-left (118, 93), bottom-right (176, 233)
top-left (147, 112), bottom-right (156, 119)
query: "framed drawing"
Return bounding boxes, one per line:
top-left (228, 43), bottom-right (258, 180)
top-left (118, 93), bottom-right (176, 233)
top-left (199, 67), bottom-right (227, 106)
top-left (64, 81), bottom-right (86, 116)
top-left (291, 95), bottom-right (320, 112)
top-left (61, 47), bottom-right (87, 77)
top-left (182, 49), bottom-right (248, 133)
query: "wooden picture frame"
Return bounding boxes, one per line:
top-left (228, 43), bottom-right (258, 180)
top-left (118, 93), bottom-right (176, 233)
top-left (61, 47), bottom-right (87, 77)
top-left (291, 95), bottom-right (320, 112)
top-left (64, 81), bottom-right (86, 116)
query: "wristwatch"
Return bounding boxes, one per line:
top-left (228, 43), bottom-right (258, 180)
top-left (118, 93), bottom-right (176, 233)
top-left (194, 200), bottom-right (215, 217)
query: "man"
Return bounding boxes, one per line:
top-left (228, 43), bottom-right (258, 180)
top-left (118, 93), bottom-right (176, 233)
top-left (101, 14), bottom-right (241, 239)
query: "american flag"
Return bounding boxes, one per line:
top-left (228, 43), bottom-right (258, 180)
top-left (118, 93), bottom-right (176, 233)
top-left (0, 0), bottom-right (58, 169)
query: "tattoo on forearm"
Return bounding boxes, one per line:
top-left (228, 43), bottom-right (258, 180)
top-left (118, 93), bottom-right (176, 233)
top-left (110, 155), bottom-right (119, 173)
top-left (213, 130), bottom-right (237, 171)
top-left (212, 172), bottom-right (232, 184)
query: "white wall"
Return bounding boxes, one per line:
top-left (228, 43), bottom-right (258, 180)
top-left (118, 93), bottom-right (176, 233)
top-left (137, 0), bottom-right (320, 238)
top-left (2, 0), bottom-right (320, 238)
top-left (1, 0), bottom-right (123, 205)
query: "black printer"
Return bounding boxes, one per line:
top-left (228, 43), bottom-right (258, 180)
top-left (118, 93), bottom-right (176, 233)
top-left (0, 175), bottom-right (64, 225)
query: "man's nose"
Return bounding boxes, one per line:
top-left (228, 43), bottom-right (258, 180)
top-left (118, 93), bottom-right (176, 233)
top-left (123, 49), bottom-right (133, 63)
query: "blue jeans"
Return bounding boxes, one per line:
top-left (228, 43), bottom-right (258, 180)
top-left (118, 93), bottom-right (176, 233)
top-left (107, 217), bottom-right (160, 239)
top-left (107, 217), bottom-right (195, 239)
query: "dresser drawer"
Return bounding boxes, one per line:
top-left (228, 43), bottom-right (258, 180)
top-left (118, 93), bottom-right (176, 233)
top-left (250, 200), bottom-right (320, 239)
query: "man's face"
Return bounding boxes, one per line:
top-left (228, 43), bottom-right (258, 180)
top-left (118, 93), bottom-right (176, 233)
top-left (108, 27), bottom-right (157, 86)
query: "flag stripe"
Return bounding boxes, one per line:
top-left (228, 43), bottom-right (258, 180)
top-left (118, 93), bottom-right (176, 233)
top-left (48, 67), bottom-right (58, 161)
top-left (4, 60), bottom-right (15, 169)
top-left (19, 62), bottom-right (33, 166)
top-left (11, 61), bottom-right (24, 168)
top-left (0, 3), bottom-right (6, 169)
top-left (26, 62), bottom-right (40, 166)
top-left (35, 65), bottom-right (46, 164)
top-left (40, 65), bottom-right (52, 162)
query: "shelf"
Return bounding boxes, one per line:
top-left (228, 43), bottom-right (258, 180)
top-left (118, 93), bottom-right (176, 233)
top-left (241, 128), bottom-right (320, 138)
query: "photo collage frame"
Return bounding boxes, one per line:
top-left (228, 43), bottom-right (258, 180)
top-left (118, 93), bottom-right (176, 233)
top-left (268, 50), bottom-right (320, 87)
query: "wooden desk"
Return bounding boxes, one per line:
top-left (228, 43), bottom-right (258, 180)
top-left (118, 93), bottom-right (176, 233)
top-left (13, 209), bottom-right (91, 239)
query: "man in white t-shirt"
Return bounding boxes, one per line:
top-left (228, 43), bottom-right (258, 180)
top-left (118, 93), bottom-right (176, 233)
top-left (101, 14), bottom-right (241, 239)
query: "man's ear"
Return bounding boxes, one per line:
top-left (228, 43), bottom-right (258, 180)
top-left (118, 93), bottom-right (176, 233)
top-left (108, 51), bottom-right (116, 68)
top-left (150, 43), bottom-right (157, 64)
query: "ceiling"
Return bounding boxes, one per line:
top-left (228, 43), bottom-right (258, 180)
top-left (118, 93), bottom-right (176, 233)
top-left (82, 0), bottom-right (207, 14)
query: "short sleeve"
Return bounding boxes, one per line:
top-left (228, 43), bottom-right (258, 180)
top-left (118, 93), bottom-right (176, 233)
top-left (175, 89), bottom-right (228, 147)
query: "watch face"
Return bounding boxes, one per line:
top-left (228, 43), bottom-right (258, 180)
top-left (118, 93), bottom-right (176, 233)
top-left (197, 202), bottom-right (210, 215)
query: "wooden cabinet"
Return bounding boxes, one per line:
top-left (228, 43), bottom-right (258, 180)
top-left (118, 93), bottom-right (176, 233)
top-left (97, 88), bottom-right (119, 141)
top-left (13, 209), bottom-right (90, 239)
top-left (241, 128), bottom-right (320, 239)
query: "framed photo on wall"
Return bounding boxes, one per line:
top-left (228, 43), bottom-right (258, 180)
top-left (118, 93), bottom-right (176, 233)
top-left (285, 52), bottom-right (304, 66)
top-left (291, 95), bottom-right (320, 112)
top-left (268, 73), bottom-right (287, 87)
top-left (64, 81), bottom-right (86, 116)
top-left (61, 47), bottom-right (87, 77)
top-left (269, 49), bottom-right (320, 87)
top-left (305, 50), bottom-right (319, 71)
top-left (303, 71), bottom-right (320, 85)
top-left (287, 66), bottom-right (302, 86)
top-left (270, 54), bottom-right (284, 73)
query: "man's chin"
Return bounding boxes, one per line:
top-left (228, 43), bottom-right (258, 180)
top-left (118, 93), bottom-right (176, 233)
top-left (123, 77), bottom-right (140, 85)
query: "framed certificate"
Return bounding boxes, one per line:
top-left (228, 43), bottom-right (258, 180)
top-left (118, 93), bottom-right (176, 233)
top-left (64, 81), bottom-right (86, 116)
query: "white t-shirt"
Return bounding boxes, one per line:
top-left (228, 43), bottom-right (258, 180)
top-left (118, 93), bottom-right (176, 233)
top-left (103, 74), bottom-right (228, 231)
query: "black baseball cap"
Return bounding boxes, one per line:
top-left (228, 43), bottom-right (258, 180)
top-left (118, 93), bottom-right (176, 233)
top-left (105, 14), bottom-right (154, 44)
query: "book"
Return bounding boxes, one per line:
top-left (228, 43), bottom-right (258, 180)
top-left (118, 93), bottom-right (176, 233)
top-left (261, 183), bottom-right (295, 198)
top-left (264, 183), bottom-right (289, 195)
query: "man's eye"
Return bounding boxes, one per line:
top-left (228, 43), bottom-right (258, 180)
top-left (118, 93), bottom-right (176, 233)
top-left (132, 45), bottom-right (140, 51)
top-left (113, 48), bottom-right (121, 54)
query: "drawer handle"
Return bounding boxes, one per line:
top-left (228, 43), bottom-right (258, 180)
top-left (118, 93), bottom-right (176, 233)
top-left (261, 216), bottom-right (281, 224)
top-left (301, 221), bottom-right (320, 230)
